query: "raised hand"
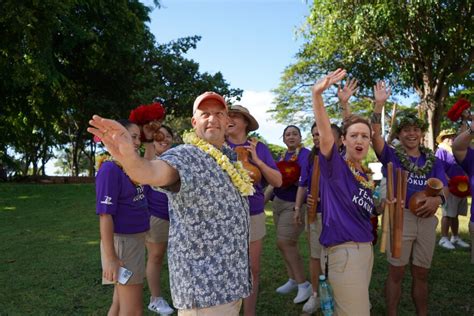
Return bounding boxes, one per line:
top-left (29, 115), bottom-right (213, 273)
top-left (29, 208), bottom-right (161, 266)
top-left (312, 68), bottom-right (347, 96)
top-left (337, 78), bottom-right (358, 105)
top-left (245, 138), bottom-right (261, 165)
top-left (87, 115), bottom-right (137, 162)
top-left (373, 80), bottom-right (391, 106)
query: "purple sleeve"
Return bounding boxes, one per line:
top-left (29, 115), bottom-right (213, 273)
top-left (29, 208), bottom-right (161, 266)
top-left (297, 148), bottom-right (311, 186)
top-left (96, 161), bottom-right (121, 215)
top-left (318, 144), bottom-right (342, 179)
top-left (377, 142), bottom-right (397, 166)
top-left (256, 142), bottom-right (278, 170)
top-left (299, 152), bottom-right (312, 187)
top-left (459, 147), bottom-right (474, 177)
top-left (432, 158), bottom-right (448, 186)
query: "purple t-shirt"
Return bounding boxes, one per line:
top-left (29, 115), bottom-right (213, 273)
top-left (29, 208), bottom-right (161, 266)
top-left (299, 151), bottom-right (321, 213)
top-left (457, 147), bottom-right (474, 222)
top-left (318, 145), bottom-right (374, 247)
top-left (274, 147), bottom-right (311, 202)
top-left (378, 144), bottom-right (448, 209)
top-left (95, 161), bottom-right (150, 234)
top-left (146, 186), bottom-right (170, 221)
top-left (227, 140), bottom-right (279, 216)
top-left (435, 147), bottom-right (466, 178)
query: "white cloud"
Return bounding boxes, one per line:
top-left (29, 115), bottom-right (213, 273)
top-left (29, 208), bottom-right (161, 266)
top-left (238, 90), bottom-right (287, 146)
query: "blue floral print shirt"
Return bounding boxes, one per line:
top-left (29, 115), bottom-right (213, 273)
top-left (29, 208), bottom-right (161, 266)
top-left (156, 144), bottom-right (252, 309)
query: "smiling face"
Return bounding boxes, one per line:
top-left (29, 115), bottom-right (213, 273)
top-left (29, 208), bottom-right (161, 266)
top-left (227, 112), bottom-right (248, 137)
top-left (343, 122), bottom-right (371, 162)
top-left (127, 124), bottom-right (141, 152)
top-left (154, 127), bottom-right (173, 155)
top-left (191, 99), bottom-right (229, 146)
top-left (283, 126), bottom-right (302, 151)
top-left (398, 125), bottom-right (423, 151)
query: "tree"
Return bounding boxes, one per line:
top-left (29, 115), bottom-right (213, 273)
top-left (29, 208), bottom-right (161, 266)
top-left (273, 1), bottom-right (473, 148)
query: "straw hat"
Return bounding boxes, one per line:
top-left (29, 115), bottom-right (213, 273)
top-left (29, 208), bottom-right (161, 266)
top-left (228, 104), bottom-right (259, 131)
top-left (436, 128), bottom-right (457, 144)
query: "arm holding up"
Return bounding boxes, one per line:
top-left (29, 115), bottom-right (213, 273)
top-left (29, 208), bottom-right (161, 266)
top-left (371, 80), bottom-right (391, 156)
top-left (337, 78), bottom-right (358, 119)
top-left (88, 115), bottom-right (179, 187)
top-left (311, 69), bottom-right (347, 159)
top-left (453, 120), bottom-right (474, 163)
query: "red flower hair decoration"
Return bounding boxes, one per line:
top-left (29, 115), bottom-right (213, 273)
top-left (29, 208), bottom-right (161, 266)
top-left (129, 102), bottom-right (166, 125)
top-left (446, 98), bottom-right (471, 122)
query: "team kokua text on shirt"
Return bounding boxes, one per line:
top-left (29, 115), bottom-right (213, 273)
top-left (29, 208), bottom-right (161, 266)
top-left (351, 187), bottom-right (374, 216)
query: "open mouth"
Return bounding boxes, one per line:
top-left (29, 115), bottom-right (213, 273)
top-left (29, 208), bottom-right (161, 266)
top-left (355, 145), bottom-right (364, 153)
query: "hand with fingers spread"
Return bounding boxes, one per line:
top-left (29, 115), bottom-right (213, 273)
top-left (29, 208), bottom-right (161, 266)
top-left (312, 68), bottom-right (347, 96)
top-left (338, 78), bottom-right (358, 106)
top-left (373, 80), bottom-right (391, 108)
top-left (87, 115), bottom-right (138, 162)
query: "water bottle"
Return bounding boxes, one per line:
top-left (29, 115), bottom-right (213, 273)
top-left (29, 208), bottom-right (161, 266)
top-left (319, 275), bottom-right (334, 316)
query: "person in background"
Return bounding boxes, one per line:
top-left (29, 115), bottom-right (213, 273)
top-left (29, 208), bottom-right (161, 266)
top-left (95, 119), bottom-right (149, 316)
top-left (226, 104), bottom-right (282, 316)
top-left (436, 128), bottom-right (470, 250)
top-left (143, 125), bottom-right (175, 315)
top-left (266, 125), bottom-right (313, 305)
top-left (452, 119), bottom-right (474, 264)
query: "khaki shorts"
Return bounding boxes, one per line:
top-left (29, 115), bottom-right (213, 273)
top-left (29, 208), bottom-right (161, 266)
top-left (387, 209), bottom-right (438, 268)
top-left (146, 215), bottom-right (170, 243)
top-left (250, 212), bottom-right (266, 242)
top-left (178, 299), bottom-right (242, 316)
top-left (309, 213), bottom-right (323, 259)
top-left (442, 194), bottom-right (468, 217)
top-left (101, 232), bottom-right (146, 285)
top-left (272, 197), bottom-right (305, 241)
top-left (321, 242), bottom-right (373, 316)
top-left (470, 221), bottom-right (474, 264)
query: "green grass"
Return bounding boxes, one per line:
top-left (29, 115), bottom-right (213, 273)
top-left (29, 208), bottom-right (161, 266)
top-left (1, 184), bottom-right (473, 315)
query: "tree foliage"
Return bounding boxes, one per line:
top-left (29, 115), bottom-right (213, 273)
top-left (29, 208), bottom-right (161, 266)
top-left (0, 0), bottom-right (241, 177)
top-left (273, 1), bottom-right (473, 147)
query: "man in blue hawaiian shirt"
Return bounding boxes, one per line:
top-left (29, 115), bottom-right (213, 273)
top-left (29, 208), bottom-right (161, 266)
top-left (88, 92), bottom-right (252, 315)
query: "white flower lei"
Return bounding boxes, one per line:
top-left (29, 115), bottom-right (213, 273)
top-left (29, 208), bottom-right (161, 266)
top-left (183, 132), bottom-right (255, 196)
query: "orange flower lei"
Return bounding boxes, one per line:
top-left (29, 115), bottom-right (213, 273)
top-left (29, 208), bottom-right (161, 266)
top-left (345, 159), bottom-right (374, 191)
top-left (281, 144), bottom-right (302, 162)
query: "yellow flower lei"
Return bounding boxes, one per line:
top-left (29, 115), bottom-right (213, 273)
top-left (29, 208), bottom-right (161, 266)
top-left (183, 132), bottom-right (255, 196)
top-left (345, 159), bottom-right (375, 191)
top-left (96, 154), bottom-right (140, 186)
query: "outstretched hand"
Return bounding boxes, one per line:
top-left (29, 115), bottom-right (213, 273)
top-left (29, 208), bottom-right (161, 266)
top-left (337, 78), bottom-right (358, 105)
top-left (87, 115), bottom-right (137, 162)
top-left (312, 68), bottom-right (347, 96)
top-left (373, 80), bottom-right (391, 106)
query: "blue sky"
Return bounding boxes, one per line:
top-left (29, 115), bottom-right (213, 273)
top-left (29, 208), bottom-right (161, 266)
top-left (145, 0), bottom-right (310, 145)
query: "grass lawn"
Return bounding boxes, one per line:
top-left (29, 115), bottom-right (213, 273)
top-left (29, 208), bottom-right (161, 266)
top-left (1, 183), bottom-right (473, 315)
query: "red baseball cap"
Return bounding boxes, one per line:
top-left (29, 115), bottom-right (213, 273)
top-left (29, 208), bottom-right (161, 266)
top-left (193, 91), bottom-right (228, 113)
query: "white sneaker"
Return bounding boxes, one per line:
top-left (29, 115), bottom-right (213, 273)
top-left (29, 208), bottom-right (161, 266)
top-left (302, 293), bottom-right (320, 314)
top-left (276, 279), bottom-right (297, 294)
top-left (439, 237), bottom-right (455, 250)
top-left (451, 236), bottom-right (470, 248)
top-left (148, 297), bottom-right (174, 315)
top-left (293, 282), bottom-right (312, 304)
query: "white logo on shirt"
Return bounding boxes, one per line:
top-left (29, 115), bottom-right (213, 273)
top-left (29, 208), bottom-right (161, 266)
top-left (101, 196), bottom-right (113, 205)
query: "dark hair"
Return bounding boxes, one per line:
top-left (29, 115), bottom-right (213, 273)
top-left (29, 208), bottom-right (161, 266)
top-left (331, 123), bottom-right (342, 138)
top-left (160, 124), bottom-right (174, 138)
top-left (117, 119), bottom-right (137, 130)
top-left (342, 115), bottom-right (372, 137)
top-left (283, 125), bottom-right (302, 137)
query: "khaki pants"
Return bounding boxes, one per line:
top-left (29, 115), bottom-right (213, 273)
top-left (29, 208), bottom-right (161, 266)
top-left (178, 300), bottom-right (242, 316)
top-left (321, 242), bottom-right (373, 316)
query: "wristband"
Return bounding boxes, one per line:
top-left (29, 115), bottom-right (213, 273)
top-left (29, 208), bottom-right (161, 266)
top-left (142, 138), bottom-right (154, 143)
top-left (437, 194), bottom-right (446, 205)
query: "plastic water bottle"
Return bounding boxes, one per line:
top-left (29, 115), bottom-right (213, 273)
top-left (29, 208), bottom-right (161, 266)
top-left (319, 275), bottom-right (334, 316)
